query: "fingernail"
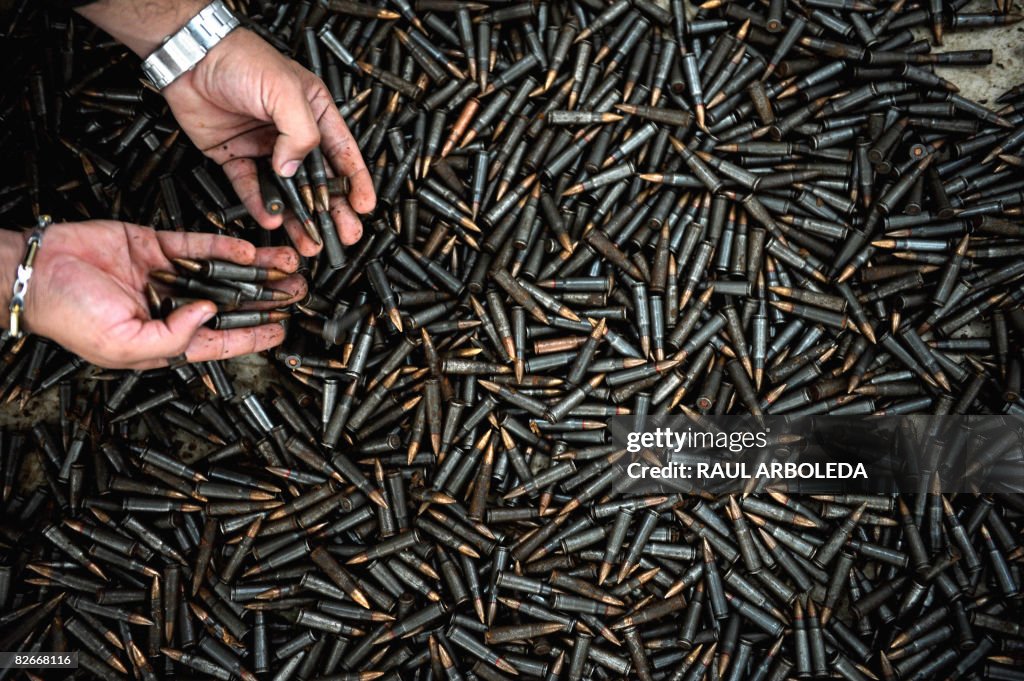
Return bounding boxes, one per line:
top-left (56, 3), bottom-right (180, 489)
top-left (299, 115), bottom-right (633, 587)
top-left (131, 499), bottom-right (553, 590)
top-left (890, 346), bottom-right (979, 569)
top-left (281, 160), bottom-right (302, 177)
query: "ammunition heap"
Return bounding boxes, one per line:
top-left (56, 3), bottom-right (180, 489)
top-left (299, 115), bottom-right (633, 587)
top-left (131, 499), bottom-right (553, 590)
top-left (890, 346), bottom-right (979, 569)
top-left (2, 0), bottom-right (1024, 679)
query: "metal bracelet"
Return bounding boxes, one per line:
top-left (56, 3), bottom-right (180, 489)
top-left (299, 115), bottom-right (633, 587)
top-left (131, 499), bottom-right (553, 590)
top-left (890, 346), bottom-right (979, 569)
top-left (5, 215), bottom-right (50, 340)
top-left (141, 0), bottom-right (241, 90)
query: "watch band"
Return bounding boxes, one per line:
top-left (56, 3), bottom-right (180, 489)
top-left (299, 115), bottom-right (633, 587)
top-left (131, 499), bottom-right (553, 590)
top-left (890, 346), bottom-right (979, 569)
top-left (141, 0), bottom-right (241, 90)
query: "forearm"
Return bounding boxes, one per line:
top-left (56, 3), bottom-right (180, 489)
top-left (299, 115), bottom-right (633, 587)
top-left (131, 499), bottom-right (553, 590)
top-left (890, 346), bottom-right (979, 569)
top-left (75, 0), bottom-right (206, 56)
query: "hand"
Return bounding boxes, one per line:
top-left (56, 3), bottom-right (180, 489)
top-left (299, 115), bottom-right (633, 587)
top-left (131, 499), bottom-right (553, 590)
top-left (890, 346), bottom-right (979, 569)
top-left (5, 221), bottom-right (306, 370)
top-left (162, 29), bottom-right (376, 255)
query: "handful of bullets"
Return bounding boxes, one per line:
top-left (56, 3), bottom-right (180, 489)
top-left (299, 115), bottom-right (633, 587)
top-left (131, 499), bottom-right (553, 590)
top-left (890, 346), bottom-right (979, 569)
top-left (2, 0), bottom-right (1024, 678)
top-left (147, 258), bottom-right (293, 330)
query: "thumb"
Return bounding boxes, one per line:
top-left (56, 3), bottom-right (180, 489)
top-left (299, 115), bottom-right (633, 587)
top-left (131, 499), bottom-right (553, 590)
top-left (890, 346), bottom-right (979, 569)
top-left (134, 301), bottom-right (218, 362)
top-left (268, 82), bottom-right (321, 178)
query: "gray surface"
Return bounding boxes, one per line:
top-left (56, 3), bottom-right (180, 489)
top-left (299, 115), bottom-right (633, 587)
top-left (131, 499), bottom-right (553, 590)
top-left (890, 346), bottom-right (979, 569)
top-left (927, 4), bottom-right (1024, 102)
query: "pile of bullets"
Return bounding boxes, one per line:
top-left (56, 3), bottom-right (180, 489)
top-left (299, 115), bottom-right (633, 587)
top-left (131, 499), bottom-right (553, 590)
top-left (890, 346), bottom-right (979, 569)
top-left (2, 0), bottom-right (1024, 678)
top-left (3, 416), bottom-right (1024, 681)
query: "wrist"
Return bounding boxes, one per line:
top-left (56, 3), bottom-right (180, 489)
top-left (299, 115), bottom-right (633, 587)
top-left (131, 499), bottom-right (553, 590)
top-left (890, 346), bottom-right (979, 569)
top-left (0, 229), bottom-right (32, 333)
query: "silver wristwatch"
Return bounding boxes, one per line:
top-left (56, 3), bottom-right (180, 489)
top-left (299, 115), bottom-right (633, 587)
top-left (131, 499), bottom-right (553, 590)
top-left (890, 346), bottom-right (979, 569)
top-left (141, 0), bottom-right (241, 90)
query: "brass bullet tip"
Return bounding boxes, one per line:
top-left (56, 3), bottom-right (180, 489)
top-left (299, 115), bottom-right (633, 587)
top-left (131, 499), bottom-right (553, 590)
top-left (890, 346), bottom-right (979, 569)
top-left (172, 257), bottom-right (201, 272)
top-left (368, 488), bottom-right (389, 509)
top-left (302, 218), bottom-right (323, 245)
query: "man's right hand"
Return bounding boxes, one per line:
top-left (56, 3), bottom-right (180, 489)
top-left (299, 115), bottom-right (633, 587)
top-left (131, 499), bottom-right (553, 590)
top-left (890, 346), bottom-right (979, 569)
top-left (76, 0), bottom-right (376, 256)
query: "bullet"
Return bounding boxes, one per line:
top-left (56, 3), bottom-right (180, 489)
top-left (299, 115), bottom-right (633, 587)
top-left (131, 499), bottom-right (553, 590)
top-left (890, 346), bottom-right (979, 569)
top-left (206, 310), bottom-right (291, 330)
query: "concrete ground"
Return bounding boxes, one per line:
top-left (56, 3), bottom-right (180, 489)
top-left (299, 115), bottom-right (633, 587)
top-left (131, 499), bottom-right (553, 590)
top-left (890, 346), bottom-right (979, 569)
top-left (928, 0), bottom-right (1024, 101)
